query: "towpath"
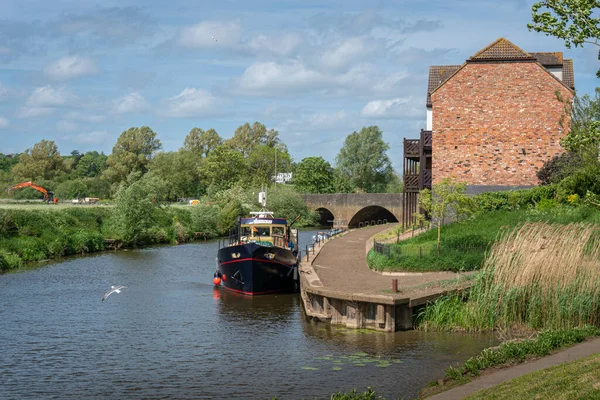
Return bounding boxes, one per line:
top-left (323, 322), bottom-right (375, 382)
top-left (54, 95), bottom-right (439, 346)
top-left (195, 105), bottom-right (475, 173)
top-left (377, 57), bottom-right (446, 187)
top-left (427, 337), bottom-right (600, 399)
top-left (308, 224), bottom-right (467, 299)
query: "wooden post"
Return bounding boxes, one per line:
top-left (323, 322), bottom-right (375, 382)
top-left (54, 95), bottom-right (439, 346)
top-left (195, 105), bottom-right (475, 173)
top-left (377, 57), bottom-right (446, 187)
top-left (392, 279), bottom-right (398, 293)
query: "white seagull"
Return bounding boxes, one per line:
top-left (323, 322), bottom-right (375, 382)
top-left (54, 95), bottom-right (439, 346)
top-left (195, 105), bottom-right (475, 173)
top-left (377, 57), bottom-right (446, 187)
top-left (211, 35), bottom-right (218, 42)
top-left (102, 285), bottom-right (127, 301)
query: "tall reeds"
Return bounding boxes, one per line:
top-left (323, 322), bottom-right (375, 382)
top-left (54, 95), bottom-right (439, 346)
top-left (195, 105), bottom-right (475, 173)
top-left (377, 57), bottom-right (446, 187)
top-left (418, 222), bottom-right (600, 331)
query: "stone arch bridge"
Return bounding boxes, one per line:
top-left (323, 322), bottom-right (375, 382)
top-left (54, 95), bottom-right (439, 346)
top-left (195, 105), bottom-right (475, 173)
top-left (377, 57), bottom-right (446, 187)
top-left (303, 194), bottom-right (403, 229)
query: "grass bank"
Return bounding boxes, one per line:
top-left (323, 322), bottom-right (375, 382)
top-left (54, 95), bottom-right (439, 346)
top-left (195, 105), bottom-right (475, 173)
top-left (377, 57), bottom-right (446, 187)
top-left (368, 205), bottom-right (600, 273)
top-left (465, 352), bottom-right (600, 400)
top-left (420, 326), bottom-right (600, 399)
top-left (0, 206), bottom-right (226, 271)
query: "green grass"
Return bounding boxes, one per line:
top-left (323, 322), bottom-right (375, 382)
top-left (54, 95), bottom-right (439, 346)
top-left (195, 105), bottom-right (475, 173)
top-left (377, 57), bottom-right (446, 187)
top-left (465, 353), bottom-right (600, 400)
top-left (368, 205), bottom-right (600, 273)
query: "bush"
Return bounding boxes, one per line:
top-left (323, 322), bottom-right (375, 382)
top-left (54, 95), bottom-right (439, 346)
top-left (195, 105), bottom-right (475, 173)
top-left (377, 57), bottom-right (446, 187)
top-left (537, 151), bottom-right (587, 184)
top-left (0, 249), bottom-right (23, 270)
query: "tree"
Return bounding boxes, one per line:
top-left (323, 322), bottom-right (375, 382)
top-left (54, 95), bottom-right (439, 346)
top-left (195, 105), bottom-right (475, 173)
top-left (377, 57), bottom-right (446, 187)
top-left (560, 89), bottom-right (600, 156)
top-left (0, 153), bottom-right (19, 173)
top-left (246, 144), bottom-right (292, 186)
top-left (147, 151), bottom-right (203, 201)
top-left (335, 126), bottom-right (394, 193)
top-left (182, 128), bottom-right (222, 157)
top-left (104, 126), bottom-right (162, 184)
top-left (73, 151), bottom-right (108, 178)
top-left (416, 178), bottom-right (477, 249)
top-left (12, 140), bottom-right (65, 181)
top-left (198, 145), bottom-right (247, 191)
top-left (293, 156), bottom-right (334, 193)
top-left (226, 122), bottom-right (281, 156)
top-left (528, 0), bottom-right (600, 77)
top-left (110, 173), bottom-right (167, 244)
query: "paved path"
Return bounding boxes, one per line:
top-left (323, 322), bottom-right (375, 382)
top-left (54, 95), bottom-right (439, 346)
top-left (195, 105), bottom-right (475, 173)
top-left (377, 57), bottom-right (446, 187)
top-left (427, 337), bottom-right (600, 399)
top-left (311, 224), bottom-right (459, 296)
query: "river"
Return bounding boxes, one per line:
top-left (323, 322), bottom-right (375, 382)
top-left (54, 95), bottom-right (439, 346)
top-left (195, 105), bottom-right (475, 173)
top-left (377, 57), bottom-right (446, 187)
top-left (0, 230), bottom-right (495, 399)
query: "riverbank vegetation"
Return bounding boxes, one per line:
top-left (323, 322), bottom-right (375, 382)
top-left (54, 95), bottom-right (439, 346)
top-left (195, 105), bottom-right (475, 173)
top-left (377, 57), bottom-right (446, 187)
top-left (0, 181), bottom-right (317, 271)
top-left (420, 326), bottom-right (600, 399)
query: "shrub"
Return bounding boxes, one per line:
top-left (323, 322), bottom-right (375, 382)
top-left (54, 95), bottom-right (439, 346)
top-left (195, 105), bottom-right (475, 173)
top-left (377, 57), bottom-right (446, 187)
top-left (0, 249), bottom-right (23, 270)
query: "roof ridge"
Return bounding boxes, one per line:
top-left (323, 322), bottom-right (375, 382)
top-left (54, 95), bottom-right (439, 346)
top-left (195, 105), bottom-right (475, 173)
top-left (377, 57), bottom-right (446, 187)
top-left (469, 37), bottom-right (533, 61)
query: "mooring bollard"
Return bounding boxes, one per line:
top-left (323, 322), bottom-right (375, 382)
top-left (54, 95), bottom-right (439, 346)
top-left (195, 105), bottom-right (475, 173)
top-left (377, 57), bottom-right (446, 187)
top-left (392, 279), bottom-right (398, 293)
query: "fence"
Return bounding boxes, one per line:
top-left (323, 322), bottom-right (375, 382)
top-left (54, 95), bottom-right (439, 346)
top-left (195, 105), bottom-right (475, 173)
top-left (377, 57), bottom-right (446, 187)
top-left (373, 239), bottom-right (488, 260)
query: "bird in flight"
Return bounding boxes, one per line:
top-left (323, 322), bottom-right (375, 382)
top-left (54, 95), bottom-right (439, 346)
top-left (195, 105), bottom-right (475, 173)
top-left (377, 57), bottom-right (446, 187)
top-left (211, 35), bottom-right (218, 42)
top-left (102, 285), bottom-right (127, 301)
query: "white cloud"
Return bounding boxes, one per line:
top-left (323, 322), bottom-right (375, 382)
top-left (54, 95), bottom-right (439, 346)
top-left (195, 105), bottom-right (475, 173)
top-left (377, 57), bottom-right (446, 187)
top-left (69, 131), bottom-right (109, 145)
top-left (361, 97), bottom-right (421, 118)
top-left (161, 88), bottom-right (220, 117)
top-left (65, 111), bottom-right (106, 123)
top-left (246, 33), bottom-right (304, 56)
top-left (26, 86), bottom-right (75, 107)
top-left (0, 117), bottom-right (9, 128)
top-left (320, 37), bottom-right (371, 70)
top-left (178, 20), bottom-right (241, 48)
top-left (44, 56), bottom-right (98, 80)
top-left (16, 107), bottom-right (55, 118)
top-left (113, 91), bottom-right (150, 113)
top-left (234, 61), bottom-right (326, 94)
top-left (57, 120), bottom-right (79, 132)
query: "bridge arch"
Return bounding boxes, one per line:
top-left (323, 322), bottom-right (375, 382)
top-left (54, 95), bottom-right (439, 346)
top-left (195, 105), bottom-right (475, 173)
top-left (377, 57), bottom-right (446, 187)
top-left (348, 206), bottom-right (398, 229)
top-left (315, 207), bottom-right (334, 227)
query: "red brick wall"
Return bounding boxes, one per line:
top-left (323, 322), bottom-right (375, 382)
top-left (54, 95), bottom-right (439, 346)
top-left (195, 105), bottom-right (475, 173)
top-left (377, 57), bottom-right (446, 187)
top-left (430, 62), bottom-right (573, 186)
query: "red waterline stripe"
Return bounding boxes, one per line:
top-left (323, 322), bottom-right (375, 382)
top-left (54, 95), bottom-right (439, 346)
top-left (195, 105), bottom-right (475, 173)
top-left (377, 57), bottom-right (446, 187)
top-left (221, 285), bottom-right (283, 296)
top-left (219, 257), bottom-right (293, 268)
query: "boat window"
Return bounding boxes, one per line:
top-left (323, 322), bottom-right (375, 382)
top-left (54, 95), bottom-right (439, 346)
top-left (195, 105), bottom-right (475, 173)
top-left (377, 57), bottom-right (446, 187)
top-left (255, 227), bottom-right (270, 236)
top-left (241, 226), bottom-right (252, 236)
top-left (272, 226), bottom-right (285, 236)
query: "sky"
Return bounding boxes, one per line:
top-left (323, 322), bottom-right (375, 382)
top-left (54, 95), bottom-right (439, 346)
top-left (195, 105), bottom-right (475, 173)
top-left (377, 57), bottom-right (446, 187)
top-left (0, 0), bottom-right (598, 172)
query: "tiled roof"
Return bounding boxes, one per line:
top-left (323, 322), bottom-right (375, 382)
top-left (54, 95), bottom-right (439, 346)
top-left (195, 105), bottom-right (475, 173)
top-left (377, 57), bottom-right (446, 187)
top-left (426, 38), bottom-right (575, 106)
top-left (426, 65), bottom-right (461, 107)
top-left (469, 38), bottom-right (534, 61)
top-left (530, 52), bottom-right (563, 66)
top-left (563, 59), bottom-right (574, 89)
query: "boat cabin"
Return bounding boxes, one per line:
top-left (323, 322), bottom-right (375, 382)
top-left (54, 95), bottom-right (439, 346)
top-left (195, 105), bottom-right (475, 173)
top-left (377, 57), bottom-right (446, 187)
top-left (238, 212), bottom-right (297, 249)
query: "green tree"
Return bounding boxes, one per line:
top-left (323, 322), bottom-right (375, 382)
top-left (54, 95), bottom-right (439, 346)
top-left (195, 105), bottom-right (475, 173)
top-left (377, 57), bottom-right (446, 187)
top-left (0, 153), bottom-right (19, 173)
top-left (294, 156), bottom-right (334, 193)
top-left (104, 126), bottom-right (162, 184)
top-left (226, 122), bottom-right (281, 156)
top-left (110, 173), bottom-right (167, 244)
top-left (416, 178), bottom-right (477, 249)
top-left (198, 145), bottom-right (247, 191)
top-left (335, 126), bottom-right (394, 193)
top-left (528, 0), bottom-right (600, 77)
top-left (73, 151), bottom-right (108, 178)
top-left (247, 144), bottom-right (292, 186)
top-left (12, 140), bottom-right (65, 181)
top-left (266, 185), bottom-right (317, 226)
top-left (182, 128), bottom-right (222, 157)
top-left (560, 89), bottom-right (600, 157)
top-left (147, 151), bottom-right (204, 201)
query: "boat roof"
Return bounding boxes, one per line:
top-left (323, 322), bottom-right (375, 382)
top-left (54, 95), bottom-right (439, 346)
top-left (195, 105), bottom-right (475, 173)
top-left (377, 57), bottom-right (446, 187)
top-left (241, 216), bottom-right (287, 225)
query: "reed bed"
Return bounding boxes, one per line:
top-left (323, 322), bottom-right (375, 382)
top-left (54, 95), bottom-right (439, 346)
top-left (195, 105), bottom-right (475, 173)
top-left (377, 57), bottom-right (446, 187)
top-left (418, 222), bottom-right (600, 332)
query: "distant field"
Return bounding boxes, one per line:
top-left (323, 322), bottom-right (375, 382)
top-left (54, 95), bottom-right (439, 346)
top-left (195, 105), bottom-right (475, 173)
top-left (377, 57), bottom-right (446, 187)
top-left (0, 200), bottom-right (109, 210)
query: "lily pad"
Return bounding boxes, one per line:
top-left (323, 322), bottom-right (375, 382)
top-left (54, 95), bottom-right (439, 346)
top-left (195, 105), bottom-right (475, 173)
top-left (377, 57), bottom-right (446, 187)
top-left (332, 366), bottom-right (342, 371)
top-left (301, 367), bottom-right (318, 370)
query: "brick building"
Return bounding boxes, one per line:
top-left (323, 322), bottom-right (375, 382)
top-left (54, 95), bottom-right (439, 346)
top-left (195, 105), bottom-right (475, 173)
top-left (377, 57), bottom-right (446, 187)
top-left (403, 38), bottom-right (575, 226)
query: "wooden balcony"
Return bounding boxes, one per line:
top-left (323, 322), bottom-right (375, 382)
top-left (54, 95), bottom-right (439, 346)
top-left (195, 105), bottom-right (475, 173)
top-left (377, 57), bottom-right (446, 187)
top-left (404, 139), bottom-right (420, 158)
top-left (421, 130), bottom-right (432, 150)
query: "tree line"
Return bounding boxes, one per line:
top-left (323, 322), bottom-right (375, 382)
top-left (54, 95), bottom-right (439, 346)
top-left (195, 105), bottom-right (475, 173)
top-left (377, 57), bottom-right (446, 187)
top-left (0, 122), bottom-right (402, 201)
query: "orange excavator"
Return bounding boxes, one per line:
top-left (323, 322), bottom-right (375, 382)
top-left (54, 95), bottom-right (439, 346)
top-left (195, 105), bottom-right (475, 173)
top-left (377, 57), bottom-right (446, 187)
top-left (7, 181), bottom-right (56, 203)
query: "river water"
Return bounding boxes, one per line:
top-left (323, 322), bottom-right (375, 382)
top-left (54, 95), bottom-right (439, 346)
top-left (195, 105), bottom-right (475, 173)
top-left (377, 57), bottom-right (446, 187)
top-left (0, 230), bottom-right (495, 400)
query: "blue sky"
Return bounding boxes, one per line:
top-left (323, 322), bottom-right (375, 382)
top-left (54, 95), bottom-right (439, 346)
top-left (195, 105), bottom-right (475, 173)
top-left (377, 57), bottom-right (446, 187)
top-left (0, 0), bottom-right (597, 172)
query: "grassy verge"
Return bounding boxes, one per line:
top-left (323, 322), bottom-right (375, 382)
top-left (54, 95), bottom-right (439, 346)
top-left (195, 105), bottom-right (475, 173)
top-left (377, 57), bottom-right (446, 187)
top-left (420, 326), bottom-right (600, 399)
top-left (465, 353), bottom-right (600, 400)
top-left (367, 205), bottom-right (600, 273)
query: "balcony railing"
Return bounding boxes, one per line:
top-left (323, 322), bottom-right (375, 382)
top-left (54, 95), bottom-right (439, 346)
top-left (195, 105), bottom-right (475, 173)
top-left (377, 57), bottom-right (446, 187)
top-left (421, 130), bottom-right (432, 148)
top-left (404, 139), bottom-right (420, 156)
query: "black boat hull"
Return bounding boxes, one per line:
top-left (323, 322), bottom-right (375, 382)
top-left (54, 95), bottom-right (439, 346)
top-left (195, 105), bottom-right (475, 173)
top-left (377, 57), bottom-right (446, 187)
top-left (216, 243), bottom-right (298, 295)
